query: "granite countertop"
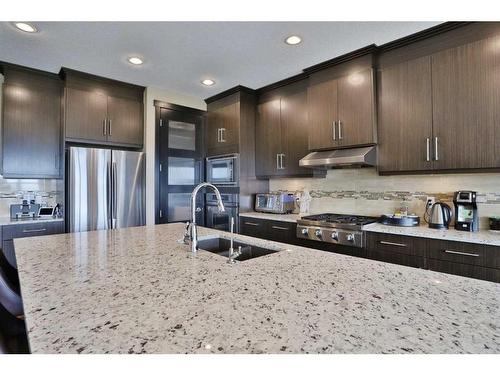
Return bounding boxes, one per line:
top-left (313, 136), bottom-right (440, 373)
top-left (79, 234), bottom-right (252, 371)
top-left (14, 223), bottom-right (499, 354)
top-left (363, 223), bottom-right (500, 247)
top-left (239, 212), bottom-right (500, 247)
top-left (0, 216), bottom-right (64, 226)
top-left (239, 211), bottom-right (302, 223)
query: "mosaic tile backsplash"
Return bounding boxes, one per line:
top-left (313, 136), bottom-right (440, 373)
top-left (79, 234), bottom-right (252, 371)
top-left (269, 169), bottom-right (500, 229)
top-left (0, 176), bottom-right (63, 218)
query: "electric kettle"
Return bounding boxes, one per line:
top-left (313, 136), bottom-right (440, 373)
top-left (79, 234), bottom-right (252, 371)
top-left (427, 202), bottom-right (453, 229)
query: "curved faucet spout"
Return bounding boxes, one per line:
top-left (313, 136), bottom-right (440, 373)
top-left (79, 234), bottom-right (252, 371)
top-left (189, 182), bottom-right (225, 253)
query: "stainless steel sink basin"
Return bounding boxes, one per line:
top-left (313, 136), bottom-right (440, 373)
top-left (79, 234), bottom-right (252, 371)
top-left (197, 237), bottom-right (278, 261)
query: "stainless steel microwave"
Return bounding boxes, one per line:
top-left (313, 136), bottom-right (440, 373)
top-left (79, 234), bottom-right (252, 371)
top-left (206, 154), bottom-right (239, 186)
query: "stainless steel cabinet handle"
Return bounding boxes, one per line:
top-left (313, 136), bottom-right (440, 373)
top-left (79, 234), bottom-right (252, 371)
top-left (379, 240), bottom-right (407, 247)
top-left (271, 226), bottom-right (289, 231)
top-left (221, 128), bottom-right (226, 142)
top-left (22, 228), bottom-right (47, 233)
top-left (108, 119), bottom-right (112, 136)
top-left (338, 120), bottom-right (343, 140)
top-left (280, 154), bottom-right (285, 170)
top-left (276, 154), bottom-right (280, 170)
top-left (426, 138), bottom-right (430, 162)
top-left (434, 137), bottom-right (439, 161)
top-left (244, 222), bottom-right (259, 226)
top-left (103, 119), bottom-right (107, 136)
top-left (444, 250), bottom-right (479, 257)
top-left (332, 121), bottom-right (337, 141)
top-left (217, 128), bottom-right (221, 142)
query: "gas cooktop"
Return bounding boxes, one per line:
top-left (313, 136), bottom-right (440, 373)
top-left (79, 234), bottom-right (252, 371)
top-left (296, 213), bottom-right (380, 247)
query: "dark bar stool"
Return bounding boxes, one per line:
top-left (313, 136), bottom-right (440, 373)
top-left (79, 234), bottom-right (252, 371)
top-left (0, 264), bottom-right (28, 353)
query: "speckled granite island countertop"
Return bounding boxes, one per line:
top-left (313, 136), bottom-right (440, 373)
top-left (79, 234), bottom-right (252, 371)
top-left (14, 223), bottom-right (500, 354)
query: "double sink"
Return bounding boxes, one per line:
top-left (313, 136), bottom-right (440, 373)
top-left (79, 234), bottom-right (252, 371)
top-left (197, 237), bottom-right (279, 262)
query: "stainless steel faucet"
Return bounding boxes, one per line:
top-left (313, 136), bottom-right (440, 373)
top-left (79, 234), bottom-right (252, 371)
top-left (189, 182), bottom-right (225, 253)
top-left (227, 217), bottom-right (242, 264)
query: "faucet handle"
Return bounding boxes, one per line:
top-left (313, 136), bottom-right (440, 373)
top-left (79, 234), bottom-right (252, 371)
top-left (181, 221), bottom-right (191, 244)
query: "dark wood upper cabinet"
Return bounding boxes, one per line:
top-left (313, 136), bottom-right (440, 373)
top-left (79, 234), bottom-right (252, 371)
top-left (337, 69), bottom-right (376, 147)
top-left (255, 98), bottom-right (282, 177)
top-left (65, 87), bottom-right (107, 142)
top-left (1, 67), bottom-right (62, 178)
top-left (431, 35), bottom-right (500, 170)
top-left (378, 56), bottom-right (434, 173)
top-left (256, 81), bottom-right (322, 178)
top-left (107, 95), bottom-right (143, 146)
top-left (206, 99), bottom-right (239, 156)
top-left (307, 67), bottom-right (376, 151)
top-left (62, 68), bottom-right (144, 148)
top-left (307, 79), bottom-right (338, 150)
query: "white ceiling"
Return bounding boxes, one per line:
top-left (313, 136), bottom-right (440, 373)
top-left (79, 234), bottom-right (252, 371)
top-left (0, 22), bottom-right (440, 99)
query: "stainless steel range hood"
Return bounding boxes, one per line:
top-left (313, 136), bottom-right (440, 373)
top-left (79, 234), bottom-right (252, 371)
top-left (299, 146), bottom-right (376, 169)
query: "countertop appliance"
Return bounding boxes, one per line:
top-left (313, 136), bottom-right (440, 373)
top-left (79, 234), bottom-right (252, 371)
top-left (296, 213), bottom-right (379, 248)
top-left (67, 147), bottom-right (145, 232)
top-left (453, 191), bottom-right (479, 232)
top-left (206, 154), bottom-right (239, 186)
top-left (489, 217), bottom-right (500, 231)
top-left (427, 202), bottom-right (452, 229)
top-left (205, 193), bottom-right (239, 232)
top-left (10, 202), bottom-right (40, 219)
top-left (255, 193), bottom-right (295, 214)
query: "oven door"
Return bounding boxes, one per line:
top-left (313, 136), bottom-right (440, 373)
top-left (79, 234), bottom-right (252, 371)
top-left (206, 155), bottom-right (238, 186)
top-left (206, 204), bottom-right (239, 232)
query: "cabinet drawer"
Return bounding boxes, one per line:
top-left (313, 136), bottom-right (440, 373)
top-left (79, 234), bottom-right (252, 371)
top-left (367, 248), bottom-right (425, 269)
top-left (366, 232), bottom-right (426, 257)
top-left (266, 220), bottom-right (297, 245)
top-left (428, 239), bottom-right (484, 267)
top-left (2, 221), bottom-right (64, 241)
top-left (239, 218), bottom-right (266, 238)
top-left (428, 259), bottom-right (500, 283)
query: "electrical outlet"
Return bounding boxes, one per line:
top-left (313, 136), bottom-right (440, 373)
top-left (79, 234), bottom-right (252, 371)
top-left (426, 196), bottom-right (435, 210)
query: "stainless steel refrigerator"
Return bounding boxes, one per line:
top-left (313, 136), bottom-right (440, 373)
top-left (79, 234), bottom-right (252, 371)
top-left (67, 147), bottom-right (145, 232)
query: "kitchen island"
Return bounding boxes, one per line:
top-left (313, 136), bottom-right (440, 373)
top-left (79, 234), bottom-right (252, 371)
top-left (14, 223), bottom-right (500, 354)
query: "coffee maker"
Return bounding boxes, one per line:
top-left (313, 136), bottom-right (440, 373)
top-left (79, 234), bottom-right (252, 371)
top-left (453, 191), bottom-right (479, 232)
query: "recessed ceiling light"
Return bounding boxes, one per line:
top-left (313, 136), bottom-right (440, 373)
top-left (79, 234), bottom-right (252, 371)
top-left (13, 22), bottom-right (38, 33)
top-left (128, 56), bottom-right (144, 65)
top-left (201, 79), bottom-right (215, 86)
top-left (285, 35), bottom-right (302, 45)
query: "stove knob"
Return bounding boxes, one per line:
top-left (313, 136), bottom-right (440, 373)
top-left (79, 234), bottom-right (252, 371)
top-left (346, 233), bottom-right (355, 242)
top-left (301, 228), bottom-right (309, 236)
top-left (314, 229), bottom-right (322, 238)
top-left (331, 231), bottom-right (339, 241)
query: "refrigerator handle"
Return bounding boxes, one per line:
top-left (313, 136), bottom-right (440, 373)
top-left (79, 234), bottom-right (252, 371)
top-left (107, 161), bottom-right (113, 229)
top-left (112, 161), bottom-right (117, 229)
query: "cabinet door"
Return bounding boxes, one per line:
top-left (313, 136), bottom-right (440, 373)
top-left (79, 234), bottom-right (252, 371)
top-left (206, 102), bottom-right (240, 156)
top-left (107, 96), bottom-right (143, 146)
top-left (256, 99), bottom-right (282, 177)
top-left (378, 57), bottom-right (434, 172)
top-left (431, 36), bottom-right (500, 170)
top-left (206, 108), bottom-right (222, 152)
top-left (337, 69), bottom-right (375, 147)
top-left (307, 79), bottom-right (338, 150)
top-left (280, 89), bottom-right (311, 176)
top-left (65, 87), bottom-right (107, 142)
top-left (2, 81), bottom-right (62, 178)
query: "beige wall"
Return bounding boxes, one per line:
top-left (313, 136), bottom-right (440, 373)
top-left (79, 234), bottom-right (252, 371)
top-left (143, 86), bottom-right (206, 225)
top-left (270, 169), bottom-right (500, 229)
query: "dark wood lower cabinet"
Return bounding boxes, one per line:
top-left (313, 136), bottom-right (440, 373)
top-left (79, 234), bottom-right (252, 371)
top-left (241, 219), bottom-right (500, 283)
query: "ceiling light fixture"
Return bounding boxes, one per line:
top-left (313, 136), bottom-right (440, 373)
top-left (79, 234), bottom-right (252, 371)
top-left (13, 22), bottom-right (38, 33)
top-left (285, 35), bottom-right (302, 45)
top-left (128, 56), bottom-right (144, 65)
top-left (201, 79), bottom-right (215, 86)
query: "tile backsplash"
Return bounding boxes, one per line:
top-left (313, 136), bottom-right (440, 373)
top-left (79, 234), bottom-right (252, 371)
top-left (269, 169), bottom-right (500, 229)
top-left (0, 176), bottom-right (63, 217)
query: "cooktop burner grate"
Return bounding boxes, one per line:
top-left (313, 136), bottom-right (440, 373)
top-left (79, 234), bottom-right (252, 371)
top-left (300, 213), bottom-right (379, 226)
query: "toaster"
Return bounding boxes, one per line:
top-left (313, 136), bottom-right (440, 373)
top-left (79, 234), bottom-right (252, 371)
top-left (255, 193), bottom-right (295, 214)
